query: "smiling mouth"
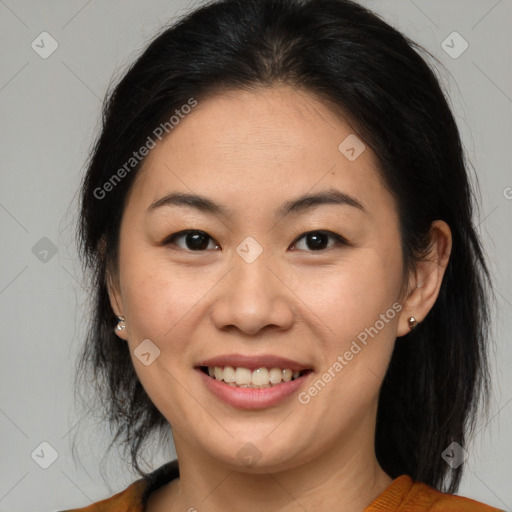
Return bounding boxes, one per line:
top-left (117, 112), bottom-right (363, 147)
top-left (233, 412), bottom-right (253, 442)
top-left (198, 366), bottom-right (313, 389)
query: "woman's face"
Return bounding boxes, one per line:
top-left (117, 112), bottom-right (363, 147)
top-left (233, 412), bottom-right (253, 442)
top-left (109, 85), bottom-right (414, 472)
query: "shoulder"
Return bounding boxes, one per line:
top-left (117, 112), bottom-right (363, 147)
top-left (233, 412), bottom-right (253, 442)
top-left (366, 475), bottom-right (504, 512)
top-left (405, 478), bottom-right (504, 511)
top-left (56, 478), bottom-right (146, 512)
top-left (56, 460), bottom-right (179, 512)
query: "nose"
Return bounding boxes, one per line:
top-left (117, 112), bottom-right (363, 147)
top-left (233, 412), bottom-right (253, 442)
top-left (210, 252), bottom-right (295, 336)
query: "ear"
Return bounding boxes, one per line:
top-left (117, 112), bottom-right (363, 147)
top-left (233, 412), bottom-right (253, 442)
top-left (106, 263), bottom-right (128, 341)
top-left (397, 220), bottom-right (452, 337)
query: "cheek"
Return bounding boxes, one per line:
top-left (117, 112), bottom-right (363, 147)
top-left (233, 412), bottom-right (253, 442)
top-left (119, 244), bottom-right (226, 364)
top-left (122, 262), bottom-right (200, 341)
top-left (298, 248), bottom-right (403, 345)
top-left (117, 254), bottom-right (212, 421)
top-left (293, 253), bottom-right (402, 426)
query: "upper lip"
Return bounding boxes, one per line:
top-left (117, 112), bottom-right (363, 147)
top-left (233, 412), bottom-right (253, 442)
top-left (196, 354), bottom-right (312, 372)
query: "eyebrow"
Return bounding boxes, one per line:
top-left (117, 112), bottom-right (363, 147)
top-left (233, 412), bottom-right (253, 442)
top-left (146, 187), bottom-right (366, 219)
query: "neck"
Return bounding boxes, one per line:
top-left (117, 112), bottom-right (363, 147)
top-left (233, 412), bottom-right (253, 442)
top-left (147, 423), bottom-right (393, 512)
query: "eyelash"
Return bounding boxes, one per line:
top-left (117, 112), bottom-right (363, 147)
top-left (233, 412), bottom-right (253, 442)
top-left (162, 229), bottom-right (349, 252)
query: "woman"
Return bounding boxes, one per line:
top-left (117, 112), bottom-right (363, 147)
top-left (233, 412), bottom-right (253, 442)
top-left (64, 0), bottom-right (501, 510)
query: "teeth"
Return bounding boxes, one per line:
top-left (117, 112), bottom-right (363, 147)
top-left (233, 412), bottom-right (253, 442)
top-left (235, 367), bottom-right (252, 385)
top-left (224, 366), bottom-right (235, 383)
top-left (269, 367), bottom-right (283, 384)
top-left (252, 368), bottom-right (269, 386)
top-left (206, 366), bottom-right (305, 387)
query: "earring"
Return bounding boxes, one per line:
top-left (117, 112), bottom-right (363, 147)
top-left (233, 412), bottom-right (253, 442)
top-left (408, 316), bottom-right (418, 330)
top-left (115, 316), bottom-right (126, 332)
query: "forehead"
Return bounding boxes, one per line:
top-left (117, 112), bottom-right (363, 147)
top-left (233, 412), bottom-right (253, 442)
top-left (127, 85), bottom-right (395, 220)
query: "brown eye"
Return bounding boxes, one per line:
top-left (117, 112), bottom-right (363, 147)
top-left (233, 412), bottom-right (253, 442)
top-left (291, 230), bottom-right (347, 252)
top-left (164, 230), bottom-right (220, 251)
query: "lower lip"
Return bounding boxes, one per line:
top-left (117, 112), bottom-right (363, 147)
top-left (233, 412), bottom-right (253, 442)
top-left (196, 369), bottom-right (311, 410)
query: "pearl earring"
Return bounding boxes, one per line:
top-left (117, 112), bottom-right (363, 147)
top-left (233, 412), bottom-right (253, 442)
top-left (408, 316), bottom-right (418, 330)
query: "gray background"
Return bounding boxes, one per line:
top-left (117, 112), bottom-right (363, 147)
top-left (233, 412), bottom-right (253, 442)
top-left (0, 0), bottom-right (511, 510)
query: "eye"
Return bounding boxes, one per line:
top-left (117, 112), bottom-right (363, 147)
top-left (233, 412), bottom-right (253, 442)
top-left (163, 230), bottom-right (220, 251)
top-left (162, 229), bottom-right (348, 252)
top-left (290, 230), bottom-right (348, 252)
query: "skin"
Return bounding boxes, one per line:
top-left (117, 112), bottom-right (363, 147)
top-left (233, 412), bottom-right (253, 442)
top-left (107, 84), bottom-right (452, 512)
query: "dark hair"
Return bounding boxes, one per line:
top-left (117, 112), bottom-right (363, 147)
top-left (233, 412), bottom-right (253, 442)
top-left (77, 0), bottom-right (493, 493)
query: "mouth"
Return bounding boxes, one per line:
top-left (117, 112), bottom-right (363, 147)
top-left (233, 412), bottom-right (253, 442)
top-left (198, 365), bottom-right (313, 389)
top-left (194, 354), bottom-right (314, 409)
top-left (194, 356), bottom-right (314, 409)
